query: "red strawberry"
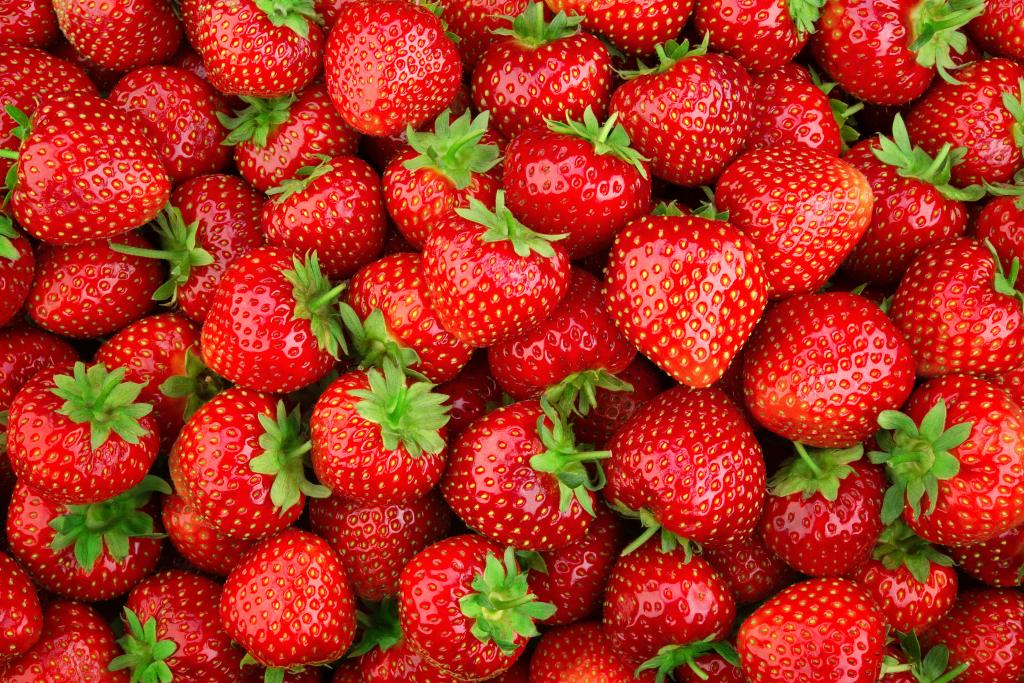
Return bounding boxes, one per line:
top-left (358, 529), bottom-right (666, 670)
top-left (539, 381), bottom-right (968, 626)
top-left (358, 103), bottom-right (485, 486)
top-left (170, 388), bottom-right (328, 540)
top-left (968, 0), bottom-right (1024, 60)
top-left (610, 38), bottom-right (753, 186)
top-left (109, 65), bottom-right (231, 184)
top-left (738, 577), bottom-right (887, 683)
top-left (309, 490), bottom-right (452, 601)
top-left (53, 0), bottom-right (180, 70)
top-left (571, 357), bottom-right (667, 448)
top-left (742, 292), bottom-right (915, 447)
top-left (678, 650), bottom-right (746, 683)
top-left (947, 523), bottom-right (1024, 587)
top-left (398, 535), bottom-right (555, 680)
top-left (49, 36), bottom-right (126, 91)
top-left (436, 352), bottom-right (503, 436)
top-left (694, 0), bottom-right (822, 73)
top-left (544, 0), bottom-right (693, 57)
top-left (6, 92), bottom-right (170, 245)
top-left (744, 67), bottom-right (850, 156)
top-left (161, 492), bottom-right (257, 577)
top-left (182, 0), bottom-right (323, 97)
top-left (263, 155), bottom-right (387, 279)
top-left (869, 375), bottom-right (1024, 546)
top-left (0, 326), bottom-right (77, 410)
top-left (358, 636), bottom-right (466, 683)
top-left (0, 216), bottom-right (34, 328)
top-left (200, 247), bottom-right (346, 393)
top-left (422, 191), bottom-right (571, 348)
top-left (605, 386), bottom-right (766, 554)
top-left (438, 0), bottom-right (529, 67)
top-left (221, 528), bottom-right (357, 676)
top-left (6, 477), bottom-right (166, 601)
top-left (0, 0), bottom-right (59, 47)
top-left (324, 0), bottom-right (461, 136)
top-left (530, 621), bottom-right (656, 683)
top-left (905, 58), bottom-right (1024, 186)
top-left (703, 527), bottom-right (797, 605)
top-left (0, 550), bottom-right (42, 664)
top-left (472, 3), bottom-right (614, 140)
top-left (974, 178), bottom-right (1024, 268)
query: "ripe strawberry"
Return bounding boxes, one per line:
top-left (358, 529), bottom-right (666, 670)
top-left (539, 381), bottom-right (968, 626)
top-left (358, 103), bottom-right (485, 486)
top-left (221, 529), bottom-right (357, 676)
top-left (161, 492), bottom-right (257, 577)
top-left (263, 155), bottom-right (387, 279)
top-left (968, 0), bottom-right (1024, 60)
top-left (308, 490), bottom-right (452, 601)
top-left (398, 536), bottom-right (555, 679)
top-left (905, 58), bottom-right (1024, 186)
top-left (53, 0), bottom-right (180, 70)
top-left (545, 0), bottom-right (693, 57)
top-left (437, 352), bottom-right (503, 436)
top-left (384, 109), bottom-right (502, 250)
top-left (975, 177), bottom-right (1024, 268)
top-left (694, 0), bottom-right (823, 73)
top-left (201, 247), bottom-right (347, 393)
top-left (571, 357), bottom-right (666, 448)
top-left (182, 0), bottom-right (323, 97)
top-left (5, 92), bottom-right (170, 245)
top-left (0, 550), bottom-right (42, 663)
top-left (947, 523), bottom-right (1024, 587)
top-left (605, 386), bottom-right (766, 553)
top-left (170, 388), bottom-right (328, 540)
top-left (0, 326), bottom-right (77, 410)
top-left (6, 477), bottom-right (166, 601)
top-left (530, 621), bottom-right (656, 683)
top-left (472, 3), bottom-right (613, 140)
top-left (325, 0), bottom-right (461, 136)
top-left (703, 527), bottom-right (797, 605)
top-left (422, 192), bottom-right (571, 348)
top-left (0, 0), bottom-right (59, 47)
top-left (0, 216), bottom-right (33, 328)
top-left (920, 588), bottom-right (1024, 683)
top-left (438, 0), bottom-right (529, 67)
top-left (744, 67), bottom-right (849, 156)
top-left (870, 375), bottom-right (1024, 546)
top-left (109, 65), bottom-right (231, 184)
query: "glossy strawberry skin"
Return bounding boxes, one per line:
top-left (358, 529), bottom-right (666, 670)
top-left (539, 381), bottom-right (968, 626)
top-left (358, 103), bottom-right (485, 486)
top-left (436, 352), bottom-right (503, 437)
top-left (0, 550), bottom-right (42, 663)
top-left (745, 67), bottom-right (843, 156)
top-left (544, 0), bottom-right (693, 57)
top-left (530, 620), bottom-right (654, 683)
top-left (53, 0), bottom-right (180, 70)
top-left (0, 0), bottom-right (59, 47)
top-left (948, 524), bottom-right (1024, 587)
top-left (968, 0), bottom-right (1024, 60)
top-left (161, 492), bottom-right (257, 577)
top-left (694, 0), bottom-right (809, 73)
top-left (975, 197), bottom-right (1024, 269)
top-left (571, 357), bottom-right (666, 449)
top-left (703, 530), bottom-right (797, 605)
top-left (359, 638), bottom-right (466, 683)
top-left (850, 558), bottom-right (958, 632)
top-left (0, 327), bottom-right (77, 410)
top-left (438, 0), bottom-right (529, 67)
top-left (0, 225), bottom-right (34, 328)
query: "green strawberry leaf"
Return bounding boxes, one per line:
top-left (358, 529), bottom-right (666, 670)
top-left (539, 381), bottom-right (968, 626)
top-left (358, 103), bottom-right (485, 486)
top-left (768, 442), bottom-right (864, 502)
top-left (108, 607), bottom-right (178, 683)
top-left (456, 191), bottom-right (567, 258)
top-left (528, 398), bottom-right (610, 515)
top-left (284, 251), bottom-right (347, 359)
top-left (636, 638), bottom-right (740, 683)
top-left (909, 0), bottom-right (985, 83)
top-left (403, 110), bottom-right (500, 189)
top-left (542, 368), bottom-right (633, 418)
top-left (493, 1), bottom-right (582, 48)
top-left (217, 95), bottom-right (296, 147)
top-left (546, 107), bottom-right (648, 178)
top-left (249, 401), bottom-right (330, 513)
top-left (50, 362), bottom-right (154, 452)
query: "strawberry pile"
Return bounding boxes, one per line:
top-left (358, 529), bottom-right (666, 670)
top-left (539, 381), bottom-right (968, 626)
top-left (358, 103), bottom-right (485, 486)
top-left (2, 0), bottom-right (1024, 681)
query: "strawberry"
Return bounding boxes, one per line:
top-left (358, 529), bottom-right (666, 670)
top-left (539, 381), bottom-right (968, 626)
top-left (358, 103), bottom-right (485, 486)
top-left (571, 357), bottom-right (667, 448)
top-left (905, 58), bottom-right (1024, 186)
top-left (53, 0), bottom-right (181, 70)
top-left (703, 527), bottom-right (797, 605)
top-left (6, 477), bottom-right (167, 601)
top-left (742, 291), bottom-right (915, 447)
top-left (324, 0), bottom-right (461, 136)
top-left (744, 67), bottom-right (850, 156)
top-left (530, 621), bottom-right (656, 683)
top-left (219, 83), bottom-right (361, 193)
top-left (2, 601), bottom-right (128, 682)
top-left (438, 0), bottom-right (529, 67)
top-left (182, 0), bottom-right (323, 97)
top-left (870, 375), bottom-right (1024, 546)
top-left (472, 3), bottom-right (613, 140)
top-left (0, 550), bottom-right (41, 663)
top-left (879, 633), bottom-right (968, 683)
top-left (422, 191), bottom-right (571, 348)
top-left (544, 0), bottom-right (693, 57)
top-left (5, 92), bottom-right (170, 245)
top-left (109, 65), bottom-right (231, 184)
top-left (0, 216), bottom-right (33, 328)
top-left (739, 577), bottom-right (886, 683)
top-left (170, 388), bottom-right (328, 540)
top-left (383, 109), bottom-right (501, 250)
top-left (849, 521), bottom-right (958, 633)
top-left (605, 386), bottom-right (766, 554)
top-left (968, 0), bottom-right (1024, 60)
top-left (358, 635), bottom-right (466, 683)
top-left (308, 490), bottom-right (452, 601)
top-left (0, 326), bottom-right (77, 410)
top-left (437, 352), bottom-right (503, 436)
top-left (161, 491), bottom-right (257, 577)
top-left (975, 177), bottom-right (1024, 268)
top-left (716, 145), bottom-right (873, 298)
top-left (0, 0), bottom-right (59, 47)
top-left (263, 155), bottom-right (387, 279)
top-left (503, 107), bottom-right (651, 258)
top-left (694, 0), bottom-right (823, 73)
top-left (221, 528), bottom-right (357, 677)
top-left (946, 523), bottom-right (1024, 587)
top-left (811, 0), bottom-right (983, 105)
top-left (920, 588), bottom-right (1024, 683)
top-left (398, 536), bottom-right (555, 679)
top-left (200, 247), bottom-right (347, 393)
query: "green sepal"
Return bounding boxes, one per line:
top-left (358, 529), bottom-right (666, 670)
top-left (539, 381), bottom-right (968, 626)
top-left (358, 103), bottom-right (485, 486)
top-left (158, 349), bottom-right (225, 423)
top-left (908, 0), bottom-right (986, 83)
top-left (284, 251), bottom-right (347, 359)
top-left (768, 442), bottom-right (864, 502)
top-left (49, 476), bottom-right (170, 573)
top-left (492, 1), bottom-right (582, 48)
top-left (612, 501), bottom-right (694, 559)
top-left (0, 214), bottom-right (21, 260)
top-left (455, 191), bottom-right (567, 259)
top-left (249, 401), bottom-right (330, 514)
top-left (809, 68), bottom-right (863, 152)
top-left (266, 154), bottom-right (333, 203)
top-left (869, 400), bottom-right (972, 524)
top-left (984, 168), bottom-right (1024, 210)
top-left (50, 362), bottom-right (155, 452)
top-left (338, 303), bottom-right (422, 376)
top-left (787, 0), bottom-right (826, 37)
top-left (403, 110), bottom-right (500, 190)
top-left (1, 105), bottom-right (31, 199)
top-left (872, 115), bottom-right (984, 201)
top-left (458, 547), bottom-right (557, 654)
top-left (651, 201), bottom-right (685, 217)
top-left (871, 520), bottom-right (953, 584)
top-left (514, 550), bottom-right (549, 574)
top-left (0, 410), bottom-right (8, 454)
top-left (543, 368), bottom-right (633, 418)
top-left (217, 95), bottom-right (296, 147)
top-left (1002, 80), bottom-right (1024, 150)
top-left (252, 0), bottom-right (321, 38)
top-left (881, 632), bottom-right (970, 683)
top-left (636, 638), bottom-right (741, 683)
top-left (618, 35), bottom-right (709, 80)
top-left (985, 239), bottom-right (1024, 309)
top-left (348, 596), bottom-right (402, 658)
top-left (350, 358), bottom-right (450, 458)
top-left (108, 607), bottom-right (178, 683)
top-left (692, 186), bottom-right (729, 221)
top-left (546, 107), bottom-right (648, 178)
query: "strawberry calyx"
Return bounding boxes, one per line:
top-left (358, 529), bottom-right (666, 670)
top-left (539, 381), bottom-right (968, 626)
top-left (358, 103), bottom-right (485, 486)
top-left (252, 0), bottom-right (321, 39)
top-left (1001, 80), bottom-right (1024, 152)
top-left (49, 476), bottom-right (170, 573)
top-left (872, 115), bottom-right (984, 201)
top-left (50, 362), bottom-right (155, 452)
top-left (284, 252), bottom-right (347, 359)
top-left (869, 399), bottom-right (972, 524)
top-left (985, 239), bottom-right (1024, 308)
top-left (108, 607), bottom-right (178, 683)
top-left (267, 155), bottom-right (334, 203)
top-left (871, 520), bottom-right (953, 584)
top-left (403, 110), bottom-right (500, 190)
top-left (493, 1), bottom-right (582, 49)
top-left (985, 169), bottom-right (1024, 210)
top-left (217, 95), bottom-right (296, 147)
top-left (881, 632), bottom-right (969, 683)
top-left (768, 442), bottom-right (863, 502)
top-left (0, 214), bottom-right (21, 261)
top-left (636, 638), bottom-right (741, 683)
top-left (240, 654), bottom-right (308, 683)
top-left (529, 398), bottom-right (610, 515)
top-left (457, 191), bottom-right (567, 258)
top-left (908, 0), bottom-right (985, 83)
top-left (111, 204), bottom-right (215, 304)
top-left (810, 69), bottom-right (863, 151)
top-left (159, 349), bottom-right (225, 423)
top-left (249, 401), bottom-right (330, 514)
top-left (618, 36), bottom-right (709, 80)
top-left (338, 304), bottom-right (422, 377)
top-left (1, 105), bottom-right (31, 198)
top-left (350, 358), bottom-right (450, 458)
top-left (787, 0), bottom-right (826, 38)
top-left (348, 596), bottom-right (402, 657)
top-left (458, 547), bottom-right (557, 654)
top-left (613, 501), bottom-right (693, 558)
top-left (546, 107), bottom-right (649, 179)
top-left (692, 186), bottom-right (729, 221)
top-left (651, 201), bottom-right (685, 217)
top-left (543, 368), bottom-right (634, 418)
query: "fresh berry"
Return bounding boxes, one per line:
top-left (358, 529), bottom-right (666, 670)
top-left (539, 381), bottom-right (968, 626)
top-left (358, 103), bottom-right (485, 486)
top-left (52, 0), bottom-right (181, 71)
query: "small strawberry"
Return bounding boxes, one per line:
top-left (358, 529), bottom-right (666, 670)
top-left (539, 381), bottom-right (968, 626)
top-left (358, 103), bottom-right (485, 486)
top-left (438, 0), bottom-right (529, 68)
top-left (0, 0), bottom-right (59, 47)
top-left (0, 326), bottom-right (77, 409)
top-left (571, 356), bottom-right (667, 448)
top-left (946, 523), bottom-right (1024, 587)
top-left (352, 599), bottom-right (465, 682)
top-left (161, 492), bottom-right (257, 577)
top-left (53, 0), bottom-right (181, 70)
top-left (0, 550), bottom-right (42, 663)
top-left (530, 620), bottom-right (656, 683)
top-left (744, 66), bottom-right (850, 156)
top-left (968, 0), bottom-right (1024, 60)
top-left (694, 0), bottom-right (824, 73)
top-left (437, 352), bottom-right (503, 436)
top-left (703, 527), bottom-right (797, 605)
top-left (0, 216), bottom-right (33, 328)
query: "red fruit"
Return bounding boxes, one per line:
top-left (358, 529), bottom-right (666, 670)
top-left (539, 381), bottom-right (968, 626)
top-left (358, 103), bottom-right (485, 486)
top-left (358, 637), bottom-right (466, 683)
top-left (703, 529), bottom-right (797, 605)
top-left (436, 352), bottom-right (503, 436)
top-left (438, 0), bottom-right (529, 67)
top-left (0, 0), bottom-right (59, 47)
top-left (530, 621), bottom-right (655, 683)
top-left (744, 67), bottom-right (847, 156)
top-left (161, 492), bottom-right (257, 577)
top-left (221, 529), bottom-right (357, 673)
top-left (974, 185), bottom-right (1024, 270)
top-left (968, 0), bottom-right (1024, 60)
top-left (0, 550), bottom-right (42, 663)
top-left (0, 326), bottom-right (77, 410)
top-left (544, 0), bottom-right (693, 57)
top-left (325, 0), bottom-right (461, 136)
top-left (738, 578), bottom-right (887, 683)
top-left (0, 216), bottom-right (34, 328)
top-left (947, 524), bottom-right (1024, 587)
top-left (7, 92), bottom-right (170, 245)
top-left (694, 0), bottom-right (821, 73)
top-left (309, 491), bottom-right (452, 601)
top-left (53, 0), bottom-right (180, 70)
top-left (571, 357), bottom-right (666, 448)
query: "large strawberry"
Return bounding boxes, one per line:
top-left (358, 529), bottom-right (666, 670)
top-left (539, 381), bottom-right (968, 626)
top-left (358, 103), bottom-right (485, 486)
top-left (530, 621), bottom-right (656, 683)
top-left (744, 66), bottom-right (850, 156)
top-left (161, 492), bottom-right (257, 577)
top-left (694, 0), bottom-right (823, 72)
top-left (0, 550), bottom-right (41, 664)
top-left (544, 0), bottom-right (692, 57)
top-left (0, 0), bottom-right (59, 47)
top-left (53, 0), bottom-right (181, 70)
top-left (0, 216), bottom-right (33, 328)
top-left (324, 0), bottom-right (461, 136)
top-left (947, 524), bottom-right (1024, 587)
top-left (968, 0), bottom-right (1024, 60)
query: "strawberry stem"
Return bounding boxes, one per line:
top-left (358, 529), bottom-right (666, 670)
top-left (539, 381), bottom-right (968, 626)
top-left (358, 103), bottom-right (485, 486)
top-left (613, 501), bottom-right (694, 558)
top-left (266, 154), bottom-right (334, 203)
top-left (882, 632), bottom-right (969, 683)
top-left (456, 191), bottom-right (567, 258)
top-left (403, 110), bottom-right (500, 190)
top-left (284, 252), bottom-right (347, 359)
top-left (217, 95), bottom-right (296, 147)
top-left (493, 1), bottom-right (582, 48)
top-left (636, 639), bottom-right (741, 683)
top-left (872, 115), bottom-right (984, 201)
top-left (546, 107), bottom-right (649, 178)
top-left (158, 350), bottom-right (224, 423)
top-left (50, 362), bottom-right (155, 452)
top-left (908, 0), bottom-right (985, 83)
top-left (529, 399), bottom-right (609, 515)
top-left (249, 401), bottom-right (330, 514)
top-left (108, 608), bottom-right (178, 682)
